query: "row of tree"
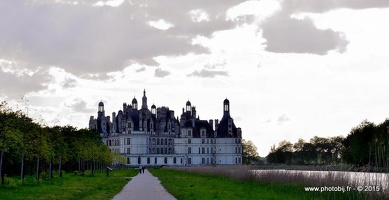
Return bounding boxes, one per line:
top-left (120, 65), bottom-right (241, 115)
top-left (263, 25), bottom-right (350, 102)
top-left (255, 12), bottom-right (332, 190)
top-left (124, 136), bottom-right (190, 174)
top-left (342, 119), bottom-right (389, 168)
top-left (267, 136), bottom-right (344, 165)
top-left (0, 101), bottom-right (113, 184)
top-left (267, 119), bottom-right (389, 169)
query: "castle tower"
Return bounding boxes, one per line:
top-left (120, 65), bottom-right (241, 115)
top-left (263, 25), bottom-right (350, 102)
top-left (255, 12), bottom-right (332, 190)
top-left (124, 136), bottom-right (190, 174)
top-left (151, 104), bottom-right (156, 115)
top-left (186, 100), bottom-right (191, 114)
top-left (223, 98), bottom-right (230, 117)
top-left (132, 97), bottom-right (138, 110)
top-left (98, 101), bottom-right (105, 117)
top-left (142, 89), bottom-right (148, 109)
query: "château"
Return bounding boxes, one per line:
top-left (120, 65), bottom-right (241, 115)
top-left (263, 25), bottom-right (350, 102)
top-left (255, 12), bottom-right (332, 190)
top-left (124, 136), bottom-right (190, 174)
top-left (89, 90), bottom-right (242, 166)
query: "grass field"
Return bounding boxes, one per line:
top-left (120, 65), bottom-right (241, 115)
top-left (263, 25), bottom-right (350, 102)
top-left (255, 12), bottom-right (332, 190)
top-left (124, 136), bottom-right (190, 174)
top-left (0, 169), bottom-right (138, 200)
top-left (149, 167), bottom-right (371, 200)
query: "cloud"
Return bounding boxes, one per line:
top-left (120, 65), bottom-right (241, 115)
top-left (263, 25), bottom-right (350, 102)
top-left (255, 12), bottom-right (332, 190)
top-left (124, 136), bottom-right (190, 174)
top-left (154, 68), bottom-right (170, 78)
top-left (0, 0), bottom-right (244, 75)
top-left (135, 67), bottom-right (146, 73)
top-left (262, 17), bottom-right (349, 54)
top-left (187, 69), bottom-right (228, 78)
top-left (65, 98), bottom-right (94, 113)
top-left (0, 66), bottom-right (48, 99)
top-left (277, 114), bottom-right (290, 124)
top-left (63, 78), bottom-right (77, 88)
top-left (259, 0), bottom-right (389, 55)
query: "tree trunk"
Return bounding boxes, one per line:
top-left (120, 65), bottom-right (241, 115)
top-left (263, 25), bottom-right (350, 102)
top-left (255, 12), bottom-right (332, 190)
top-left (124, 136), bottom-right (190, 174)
top-left (49, 157), bottom-right (52, 179)
top-left (36, 154), bottom-right (40, 180)
top-left (30, 158), bottom-right (33, 176)
top-left (20, 154), bottom-right (25, 180)
top-left (1, 150), bottom-right (4, 185)
top-left (78, 158), bottom-right (81, 172)
top-left (91, 158), bottom-right (94, 176)
top-left (58, 156), bottom-right (62, 177)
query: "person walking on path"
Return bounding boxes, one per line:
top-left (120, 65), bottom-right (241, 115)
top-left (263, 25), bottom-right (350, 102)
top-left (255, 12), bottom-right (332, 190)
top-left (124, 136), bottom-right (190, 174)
top-left (142, 166), bottom-right (145, 174)
top-left (138, 165), bottom-right (142, 174)
top-left (112, 168), bottom-right (176, 200)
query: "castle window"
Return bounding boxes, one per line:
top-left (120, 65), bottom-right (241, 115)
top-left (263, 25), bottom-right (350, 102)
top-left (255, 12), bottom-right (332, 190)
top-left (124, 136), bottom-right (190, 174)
top-left (127, 138), bottom-right (130, 145)
top-left (188, 158), bottom-right (192, 164)
top-left (164, 157), bottom-right (167, 164)
top-left (201, 130), bottom-right (206, 137)
top-left (188, 130), bottom-right (192, 136)
top-left (127, 148), bottom-right (130, 154)
top-left (188, 139), bottom-right (191, 144)
top-left (202, 139), bottom-right (205, 144)
top-left (173, 157), bottom-right (176, 164)
top-left (147, 157), bottom-right (150, 164)
top-left (188, 147), bottom-right (192, 154)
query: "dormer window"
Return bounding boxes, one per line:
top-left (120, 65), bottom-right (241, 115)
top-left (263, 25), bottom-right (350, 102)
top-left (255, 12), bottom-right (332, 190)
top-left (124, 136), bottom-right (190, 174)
top-left (201, 130), bottom-right (206, 137)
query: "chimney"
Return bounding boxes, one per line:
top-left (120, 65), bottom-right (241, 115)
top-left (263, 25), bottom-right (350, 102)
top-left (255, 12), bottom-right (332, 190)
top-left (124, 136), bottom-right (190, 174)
top-left (215, 119), bottom-right (219, 130)
top-left (209, 119), bottom-right (214, 130)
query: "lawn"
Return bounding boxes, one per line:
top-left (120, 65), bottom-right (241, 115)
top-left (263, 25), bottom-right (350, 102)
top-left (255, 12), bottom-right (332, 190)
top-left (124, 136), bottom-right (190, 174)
top-left (0, 169), bottom-right (138, 200)
top-left (149, 168), bottom-right (365, 200)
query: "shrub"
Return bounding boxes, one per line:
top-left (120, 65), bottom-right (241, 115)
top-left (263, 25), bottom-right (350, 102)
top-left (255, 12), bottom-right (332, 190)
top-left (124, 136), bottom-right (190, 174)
top-left (40, 172), bottom-right (49, 180)
top-left (5, 177), bottom-right (18, 188)
top-left (84, 170), bottom-right (93, 176)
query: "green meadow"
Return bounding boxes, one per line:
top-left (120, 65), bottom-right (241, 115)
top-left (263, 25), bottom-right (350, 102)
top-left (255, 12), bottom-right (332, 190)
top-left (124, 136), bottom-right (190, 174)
top-left (149, 168), bottom-right (376, 200)
top-left (0, 169), bottom-right (138, 200)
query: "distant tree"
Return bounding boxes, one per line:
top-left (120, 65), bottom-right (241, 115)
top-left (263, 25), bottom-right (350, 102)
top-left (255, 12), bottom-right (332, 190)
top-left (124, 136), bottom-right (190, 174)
top-left (342, 120), bottom-right (375, 165)
top-left (242, 139), bottom-right (259, 164)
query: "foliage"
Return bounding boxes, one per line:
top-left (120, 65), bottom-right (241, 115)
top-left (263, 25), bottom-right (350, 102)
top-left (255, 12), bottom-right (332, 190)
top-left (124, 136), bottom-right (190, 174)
top-left (342, 119), bottom-right (389, 168)
top-left (242, 139), bottom-right (259, 164)
top-left (0, 101), bottom-right (114, 182)
top-left (267, 136), bottom-right (344, 165)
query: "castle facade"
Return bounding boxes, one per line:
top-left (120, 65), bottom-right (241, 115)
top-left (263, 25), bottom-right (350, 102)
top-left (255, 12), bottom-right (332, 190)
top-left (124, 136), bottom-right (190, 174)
top-left (89, 90), bottom-right (242, 166)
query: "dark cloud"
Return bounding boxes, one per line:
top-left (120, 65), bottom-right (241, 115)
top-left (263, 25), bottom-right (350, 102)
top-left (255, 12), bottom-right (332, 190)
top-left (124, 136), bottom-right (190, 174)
top-left (187, 69), bottom-right (228, 78)
top-left (154, 68), bottom-right (170, 77)
top-left (0, 0), bottom-right (243, 75)
top-left (260, 0), bottom-right (389, 55)
top-left (0, 68), bottom-right (48, 99)
top-left (262, 17), bottom-right (349, 54)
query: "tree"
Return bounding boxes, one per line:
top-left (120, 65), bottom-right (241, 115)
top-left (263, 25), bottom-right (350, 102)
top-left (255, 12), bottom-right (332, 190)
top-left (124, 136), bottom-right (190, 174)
top-left (0, 102), bottom-right (23, 184)
top-left (242, 139), bottom-right (259, 164)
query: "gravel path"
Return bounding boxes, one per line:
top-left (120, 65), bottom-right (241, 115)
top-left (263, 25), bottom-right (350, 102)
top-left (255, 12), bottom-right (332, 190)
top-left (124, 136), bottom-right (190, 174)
top-left (112, 169), bottom-right (176, 200)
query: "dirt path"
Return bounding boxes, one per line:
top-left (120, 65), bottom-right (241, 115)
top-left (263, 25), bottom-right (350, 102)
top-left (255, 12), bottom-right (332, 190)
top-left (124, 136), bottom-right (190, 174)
top-left (112, 169), bottom-right (176, 200)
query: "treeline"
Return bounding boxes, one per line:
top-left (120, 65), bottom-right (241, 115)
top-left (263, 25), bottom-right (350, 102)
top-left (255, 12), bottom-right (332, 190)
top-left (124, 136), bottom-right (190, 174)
top-left (267, 119), bottom-right (389, 170)
top-left (0, 101), bottom-right (113, 184)
top-left (342, 119), bottom-right (389, 168)
top-left (267, 136), bottom-right (343, 165)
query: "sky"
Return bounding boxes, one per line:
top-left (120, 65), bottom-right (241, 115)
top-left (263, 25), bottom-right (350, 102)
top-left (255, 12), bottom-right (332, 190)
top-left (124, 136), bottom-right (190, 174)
top-left (1, 0), bottom-right (389, 157)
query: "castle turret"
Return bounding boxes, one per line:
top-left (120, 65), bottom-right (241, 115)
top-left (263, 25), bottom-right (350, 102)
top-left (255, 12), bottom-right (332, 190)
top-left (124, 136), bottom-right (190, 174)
top-left (151, 104), bottom-right (156, 115)
top-left (142, 89), bottom-right (148, 109)
top-left (223, 98), bottom-right (230, 118)
top-left (132, 97), bottom-right (138, 110)
top-left (98, 101), bottom-right (105, 117)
